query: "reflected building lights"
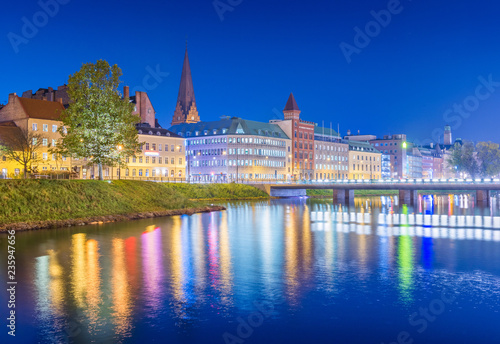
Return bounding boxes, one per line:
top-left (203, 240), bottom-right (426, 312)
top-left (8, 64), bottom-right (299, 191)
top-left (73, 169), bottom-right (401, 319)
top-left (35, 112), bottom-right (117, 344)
top-left (71, 233), bottom-right (87, 308)
top-left (85, 239), bottom-right (101, 334)
top-left (111, 238), bottom-right (132, 339)
top-left (141, 225), bottom-right (164, 315)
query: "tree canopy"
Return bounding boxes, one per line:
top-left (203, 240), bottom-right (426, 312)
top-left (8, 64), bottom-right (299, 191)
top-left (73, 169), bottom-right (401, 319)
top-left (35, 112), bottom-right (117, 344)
top-left (447, 141), bottom-right (500, 178)
top-left (55, 60), bottom-right (141, 180)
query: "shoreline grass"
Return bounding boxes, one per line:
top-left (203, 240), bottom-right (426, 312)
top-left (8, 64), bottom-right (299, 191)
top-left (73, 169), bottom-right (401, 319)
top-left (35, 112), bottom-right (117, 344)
top-left (0, 180), bottom-right (268, 229)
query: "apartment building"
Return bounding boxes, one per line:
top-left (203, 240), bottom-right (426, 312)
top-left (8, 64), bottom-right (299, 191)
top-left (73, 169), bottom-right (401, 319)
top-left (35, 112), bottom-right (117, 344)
top-left (348, 141), bottom-right (382, 180)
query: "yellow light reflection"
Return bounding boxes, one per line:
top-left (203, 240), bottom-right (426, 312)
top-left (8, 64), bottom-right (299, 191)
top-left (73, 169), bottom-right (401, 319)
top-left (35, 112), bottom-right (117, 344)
top-left (170, 216), bottom-right (185, 304)
top-left (111, 238), bottom-right (132, 338)
top-left (70, 233), bottom-right (87, 308)
top-left (85, 239), bottom-right (101, 334)
top-left (47, 250), bottom-right (64, 316)
top-left (284, 206), bottom-right (299, 305)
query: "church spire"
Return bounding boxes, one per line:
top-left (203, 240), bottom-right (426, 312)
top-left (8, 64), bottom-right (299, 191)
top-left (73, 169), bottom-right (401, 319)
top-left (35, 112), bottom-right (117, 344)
top-left (283, 93), bottom-right (301, 120)
top-left (172, 47), bottom-right (200, 125)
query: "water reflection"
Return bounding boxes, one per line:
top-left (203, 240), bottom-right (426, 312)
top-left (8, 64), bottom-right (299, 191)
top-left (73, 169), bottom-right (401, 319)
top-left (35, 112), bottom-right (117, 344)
top-left (21, 193), bottom-right (500, 343)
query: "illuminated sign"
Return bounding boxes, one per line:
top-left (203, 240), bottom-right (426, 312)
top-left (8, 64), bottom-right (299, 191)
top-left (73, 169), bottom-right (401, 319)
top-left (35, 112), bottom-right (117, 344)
top-left (144, 151), bottom-right (160, 157)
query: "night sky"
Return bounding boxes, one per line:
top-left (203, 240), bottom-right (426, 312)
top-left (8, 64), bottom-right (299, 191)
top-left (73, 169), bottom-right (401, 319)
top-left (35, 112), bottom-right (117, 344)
top-left (2, 0), bottom-right (500, 144)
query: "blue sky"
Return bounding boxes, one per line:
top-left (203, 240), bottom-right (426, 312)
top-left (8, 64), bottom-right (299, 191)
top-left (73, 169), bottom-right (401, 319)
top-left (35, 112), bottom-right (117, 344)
top-left (2, 0), bottom-right (500, 144)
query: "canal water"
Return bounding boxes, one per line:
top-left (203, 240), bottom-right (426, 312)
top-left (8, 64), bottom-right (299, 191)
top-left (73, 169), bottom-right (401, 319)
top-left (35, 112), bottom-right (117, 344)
top-left (2, 194), bottom-right (500, 343)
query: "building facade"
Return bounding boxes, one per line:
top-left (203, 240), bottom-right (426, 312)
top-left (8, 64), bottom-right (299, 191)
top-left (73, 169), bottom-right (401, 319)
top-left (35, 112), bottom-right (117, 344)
top-left (348, 141), bottom-right (382, 180)
top-left (370, 134), bottom-right (408, 178)
top-left (170, 117), bottom-right (291, 182)
top-left (0, 94), bottom-right (75, 177)
top-left (313, 127), bottom-right (349, 180)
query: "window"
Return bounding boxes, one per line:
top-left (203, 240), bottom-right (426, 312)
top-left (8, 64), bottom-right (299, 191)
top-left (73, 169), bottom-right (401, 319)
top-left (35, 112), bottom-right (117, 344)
top-left (152, 143), bottom-right (156, 151)
top-left (171, 158), bottom-right (174, 164)
top-left (42, 138), bottom-right (48, 146)
top-left (171, 145), bottom-right (175, 152)
top-left (159, 144), bottom-right (162, 151)
top-left (43, 153), bottom-right (47, 160)
top-left (32, 123), bottom-right (38, 131)
top-left (52, 139), bottom-right (56, 147)
top-left (139, 169), bottom-right (143, 176)
top-left (32, 138), bottom-right (37, 145)
top-left (159, 157), bottom-right (162, 164)
top-left (42, 124), bottom-right (48, 132)
top-left (52, 124), bottom-right (57, 133)
top-left (179, 158), bottom-right (182, 165)
top-left (139, 157), bottom-right (143, 163)
top-left (145, 143), bottom-right (150, 150)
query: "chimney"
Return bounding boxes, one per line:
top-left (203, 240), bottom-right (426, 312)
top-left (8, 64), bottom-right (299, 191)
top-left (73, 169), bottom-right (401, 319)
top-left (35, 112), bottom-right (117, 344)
top-left (57, 98), bottom-right (63, 104)
top-left (430, 143), bottom-right (434, 148)
top-left (124, 86), bottom-right (129, 100)
top-left (8, 93), bottom-right (17, 104)
top-left (347, 129), bottom-right (351, 136)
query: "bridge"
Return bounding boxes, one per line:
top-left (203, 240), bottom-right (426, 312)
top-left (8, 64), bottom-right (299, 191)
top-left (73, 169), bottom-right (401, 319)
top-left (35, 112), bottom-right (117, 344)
top-left (252, 179), bottom-right (500, 205)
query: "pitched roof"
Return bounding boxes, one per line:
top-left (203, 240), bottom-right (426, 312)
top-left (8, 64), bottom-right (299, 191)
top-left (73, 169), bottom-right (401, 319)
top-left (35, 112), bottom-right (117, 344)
top-left (17, 97), bottom-right (65, 120)
top-left (314, 126), bottom-right (339, 137)
top-left (169, 117), bottom-right (290, 139)
top-left (348, 140), bottom-right (380, 153)
top-left (283, 93), bottom-right (300, 111)
top-left (0, 122), bottom-right (23, 146)
top-left (136, 123), bottom-right (181, 138)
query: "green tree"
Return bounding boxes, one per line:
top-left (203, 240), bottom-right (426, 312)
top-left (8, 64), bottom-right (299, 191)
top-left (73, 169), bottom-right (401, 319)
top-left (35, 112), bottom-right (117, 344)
top-left (447, 141), bottom-right (479, 178)
top-left (476, 141), bottom-right (500, 177)
top-left (55, 60), bottom-right (140, 180)
top-left (0, 125), bottom-right (44, 178)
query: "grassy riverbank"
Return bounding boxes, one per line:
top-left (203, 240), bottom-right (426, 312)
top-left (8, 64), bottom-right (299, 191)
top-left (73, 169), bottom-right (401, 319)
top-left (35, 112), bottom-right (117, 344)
top-left (0, 180), bottom-right (268, 230)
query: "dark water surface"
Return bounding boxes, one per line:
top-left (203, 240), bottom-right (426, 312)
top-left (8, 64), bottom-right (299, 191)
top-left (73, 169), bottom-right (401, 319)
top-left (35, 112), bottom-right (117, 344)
top-left (2, 194), bottom-right (500, 343)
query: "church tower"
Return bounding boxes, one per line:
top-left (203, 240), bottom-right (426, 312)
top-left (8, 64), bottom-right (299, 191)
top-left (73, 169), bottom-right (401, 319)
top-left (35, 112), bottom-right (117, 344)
top-left (171, 48), bottom-right (200, 125)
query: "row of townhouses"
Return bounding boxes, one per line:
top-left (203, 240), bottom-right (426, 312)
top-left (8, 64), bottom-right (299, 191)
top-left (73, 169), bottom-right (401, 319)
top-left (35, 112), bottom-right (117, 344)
top-left (0, 49), bottom-right (457, 181)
